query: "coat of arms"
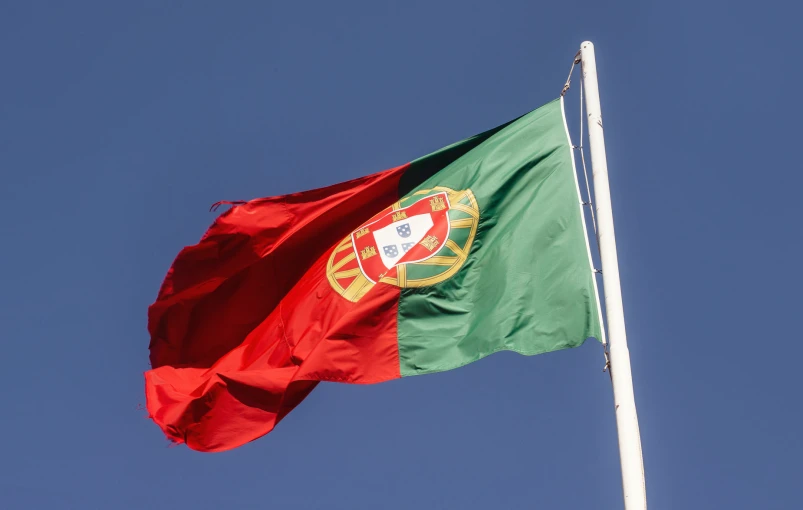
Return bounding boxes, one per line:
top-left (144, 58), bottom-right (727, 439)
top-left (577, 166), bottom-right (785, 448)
top-left (326, 187), bottom-right (479, 302)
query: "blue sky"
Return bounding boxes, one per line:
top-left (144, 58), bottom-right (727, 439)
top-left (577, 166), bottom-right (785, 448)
top-left (1, 1), bottom-right (800, 509)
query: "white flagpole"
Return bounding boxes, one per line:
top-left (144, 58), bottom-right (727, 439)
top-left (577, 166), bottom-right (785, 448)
top-left (579, 41), bottom-right (647, 509)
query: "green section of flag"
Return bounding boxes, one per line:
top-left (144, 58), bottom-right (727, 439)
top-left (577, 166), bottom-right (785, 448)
top-left (397, 98), bottom-right (601, 377)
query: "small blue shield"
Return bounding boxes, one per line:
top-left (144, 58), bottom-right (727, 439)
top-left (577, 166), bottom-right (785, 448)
top-left (401, 242), bottom-right (415, 253)
top-left (383, 245), bottom-right (399, 258)
top-left (396, 223), bottom-right (411, 238)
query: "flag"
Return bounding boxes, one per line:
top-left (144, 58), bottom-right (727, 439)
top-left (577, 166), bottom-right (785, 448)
top-left (145, 97), bottom-right (602, 452)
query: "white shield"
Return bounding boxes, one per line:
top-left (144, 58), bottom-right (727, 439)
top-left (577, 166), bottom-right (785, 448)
top-left (372, 213), bottom-right (434, 269)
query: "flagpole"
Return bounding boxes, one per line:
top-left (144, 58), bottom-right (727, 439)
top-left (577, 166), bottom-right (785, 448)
top-left (579, 41), bottom-right (647, 509)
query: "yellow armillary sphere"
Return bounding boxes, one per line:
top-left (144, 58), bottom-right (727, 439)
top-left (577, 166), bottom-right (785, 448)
top-left (326, 186), bottom-right (479, 302)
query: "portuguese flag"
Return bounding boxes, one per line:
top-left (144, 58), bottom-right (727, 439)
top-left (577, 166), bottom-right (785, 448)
top-left (146, 98), bottom-right (602, 452)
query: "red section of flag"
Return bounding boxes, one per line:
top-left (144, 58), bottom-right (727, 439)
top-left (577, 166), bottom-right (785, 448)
top-left (145, 164), bottom-right (408, 452)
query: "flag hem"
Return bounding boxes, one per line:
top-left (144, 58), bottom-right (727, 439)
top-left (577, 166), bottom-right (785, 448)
top-left (560, 96), bottom-right (606, 345)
